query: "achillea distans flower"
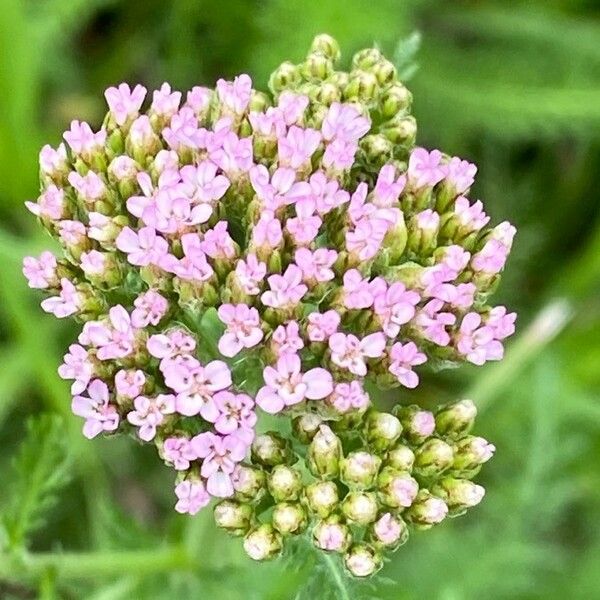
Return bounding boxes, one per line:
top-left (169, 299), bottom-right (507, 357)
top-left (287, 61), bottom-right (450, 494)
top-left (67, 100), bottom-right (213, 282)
top-left (24, 34), bottom-right (515, 576)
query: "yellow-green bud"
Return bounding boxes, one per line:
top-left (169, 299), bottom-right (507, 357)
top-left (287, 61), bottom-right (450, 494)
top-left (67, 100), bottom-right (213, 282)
top-left (272, 502), bottom-right (308, 535)
top-left (307, 425), bottom-right (342, 479)
top-left (267, 465), bottom-right (303, 502)
top-left (414, 438), bottom-right (454, 478)
top-left (313, 514), bottom-right (352, 553)
top-left (340, 451), bottom-right (381, 490)
top-left (381, 115), bottom-right (417, 146)
top-left (232, 464), bottom-right (267, 503)
top-left (451, 436), bottom-right (495, 473)
top-left (369, 512), bottom-right (409, 548)
top-left (304, 480), bottom-right (339, 518)
top-left (352, 47), bottom-right (384, 70)
top-left (310, 34), bottom-right (341, 63)
top-left (243, 524), bottom-right (283, 561)
top-left (292, 413), bottom-right (323, 443)
top-left (344, 543), bottom-right (383, 578)
top-left (385, 444), bottom-right (415, 471)
top-left (343, 70), bottom-right (379, 102)
top-left (377, 466), bottom-right (419, 509)
top-left (341, 491), bottom-right (378, 525)
top-left (380, 83), bottom-right (412, 119)
top-left (251, 432), bottom-right (293, 468)
top-left (405, 489), bottom-right (449, 529)
top-left (213, 500), bottom-right (253, 536)
top-left (300, 52), bottom-right (334, 81)
top-left (435, 399), bottom-right (477, 438)
top-left (432, 477), bottom-right (486, 512)
top-left (269, 61), bottom-right (301, 94)
top-left (394, 405), bottom-right (436, 444)
top-left (364, 411), bottom-right (402, 451)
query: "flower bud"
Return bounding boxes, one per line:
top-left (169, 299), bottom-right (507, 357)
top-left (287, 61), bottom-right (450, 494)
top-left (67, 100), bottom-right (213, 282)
top-left (370, 512), bottom-right (409, 548)
top-left (380, 83), bottom-right (412, 119)
top-left (359, 134), bottom-right (394, 167)
top-left (232, 464), bottom-right (267, 503)
top-left (269, 61), bottom-right (301, 94)
top-left (313, 515), bottom-right (352, 553)
top-left (341, 491), bottom-right (378, 525)
top-left (310, 34), bottom-right (341, 63)
top-left (405, 490), bottom-right (448, 529)
top-left (385, 444), bottom-right (415, 471)
top-left (340, 451), bottom-right (381, 490)
top-left (243, 524), bottom-right (283, 561)
top-left (249, 90), bottom-right (271, 113)
top-left (432, 477), bottom-right (485, 512)
top-left (304, 480), bottom-right (339, 518)
top-left (377, 467), bottom-right (419, 509)
top-left (364, 411), bottom-right (402, 452)
top-left (352, 48), bottom-right (384, 70)
top-left (292, 413), bottom-right (323, 443)
top-left (394, 405), bottom-right (435, 444)
top-left (267, 465), bottom-right (303, 502)
top-left (413, 438), bottom-right (454, 477)
top-left (380, 115), bottom-right (417, 146)
top-left (213, 500), bottom-right (253, 536)
top-left (451, 436), bottom-right (495, 473)
top-left (435, 399), bottom-right (477, 438)
top-left (300, 53), bottom-right (334, 81)
top-left (307, 425), bottom-right (342, 479)
top-left (251, 432), bottom-right (293, 468)
top-left (371, 59), bottom-right (397, 86)
top-left (344, 543), bottom-right (383, 578)
top-left (343, 70), bottom-right (379, 102)
top-left (272, 502), bottom-right (307, 535)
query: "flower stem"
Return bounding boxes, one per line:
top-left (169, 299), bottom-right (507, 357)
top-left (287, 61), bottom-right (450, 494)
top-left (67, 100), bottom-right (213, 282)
top-left (321, 552), bottom-right (351, 600)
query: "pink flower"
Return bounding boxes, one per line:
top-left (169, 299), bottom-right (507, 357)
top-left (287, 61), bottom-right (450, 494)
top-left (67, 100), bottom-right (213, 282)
top-left (373, 282), bottom-right (421, 338)
top-left (286, 170), bottom-right (349, 215)
top-left (179, 161), bottom-right (230, 209)
top-left (323, 137), bottom-right (358, 170)
top-left (261, 265), bottom-right (307, 309)
top-left (454, 196), bottom-right (489, 232)
top-left (191, 432), bottom-right (248, 497)
top-left (22, 251), bottom-right (57, 289)
top-left (342, 269), bottom-right (375, 309)
top-left (167, 360), bottom-right (232, 419)
top-left (108, 156), bottom-right (138, 180)
top-left (408, 147), bottom-right (446, 188)
top-left (285, 199), bottom-right (322, 245)
top-left (201, 221), bottom-right (237, 259)
top-left (59, 344), bottom-right (93, 394)
top-left (163, 437), bottom-right (196, 470)
top-left (39, 143), bottom-right (67, 176)
top-left (329, 332), bottom-right (386, 376)
top-left (213, 391), bottom-right (257, 438)
top-left (374, 513), bottom-right (403, 545)
top-left (307, 310), bottom-right (341, 342)
top-left (71, 379), bottom-right (119, 439)
top-left (429, 282), bottom-right (476, 309)
top-left (127, 394), bottom-right (175, 441)
top-left (250, 165), bottom-right (301, 211)
top-left (186, 86), bottom-right (212, 115)
top-left (486, 306), bottom-right (516, 340)
top-left (345, 217), bottom-right (388, 261)
top-left (146, 329), bottom-right (196, 359)
top-left (389, 342), bottom-right (426, 388)
top-left (251, 211), bottom-right (283, 250)
top-left (131, 290), bottom-right (169, 328)
top-left (216, 74), bottom-right (252, 115)
top-left (80, 251), bottom-right (106, 277)
top-left (271, 321), bottom-right (304, 356)
top-left (321, 102), bottom-right (370, 142)
top-left (115, 369), bottom-right (146, 399)
top-left (174, 479), bottom-right (210, 514)
top-left (456, 313), bottom-right (503, 365)
top-left (249, 109), bottom-right (285, 139)
top-left (151, 83), bottom-right (181, 117)
top-left (162, 107), bottom-right (203, 150)
top-left (104, 83), bottom-right (147, 125)
top-left (416, 209), bottom-right (440, 232)
top-left (63, 120), bottom-right (106, 156)
top-left (373, 164), bottom-right (406, 207)
top-left (295, 247), bottom-right (338, 284)
top-left (171, 234), bottom-right (214, 282)
top-left (25, 185), bottom-right (65, 220)
top-left (328, 381), bottom-right (370, 414)
top-left (79, 305), bottom-right (136, 360)
top-left (471, 239), bottom-right (509, 274)
top-left (217, 303), bottom-right (263, 357)
top-left (445, 156), bottom-right (477, 194)
top-left (58, 220), bottom-right (87, 248)
top-left (41, 278), bottom-right (82, 318)
top-left (234, 254), bottom-right (267, 295)
top-left (116, 226), bottom-right (170, 267)
top-left (256, 354), bottom-right (333, 414)
top-left (278, 126), bottom-right (321, 169)
top-left (277, 91), bottom-right (309, 125)
top-left (415, 300), bottom-right (456, 346)
top-left (210, 132), bottom-right (253, 174)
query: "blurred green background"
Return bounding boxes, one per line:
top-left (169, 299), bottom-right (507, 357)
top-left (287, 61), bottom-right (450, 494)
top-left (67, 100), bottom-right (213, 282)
top-left (1, 0), bottom-right (599, 598)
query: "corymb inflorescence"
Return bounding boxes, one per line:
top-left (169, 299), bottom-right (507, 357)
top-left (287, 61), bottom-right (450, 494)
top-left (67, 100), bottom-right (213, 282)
top-left (23, 34), bottom-right (515, 577)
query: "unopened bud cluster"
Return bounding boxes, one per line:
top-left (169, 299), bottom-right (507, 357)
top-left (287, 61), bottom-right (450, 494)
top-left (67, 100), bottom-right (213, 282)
top-left (23, 34), bottom-right (514, 576)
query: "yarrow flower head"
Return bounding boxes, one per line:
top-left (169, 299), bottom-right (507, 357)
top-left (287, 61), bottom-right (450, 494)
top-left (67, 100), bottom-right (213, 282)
top-left (24, 34), bottom-right (515, 577)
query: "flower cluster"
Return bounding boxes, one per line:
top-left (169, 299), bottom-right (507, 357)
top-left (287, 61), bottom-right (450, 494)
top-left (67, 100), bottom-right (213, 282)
top-left (218, 399), bottom-right (493, 576)
top-left (23, 34), bottom-right (515, 576)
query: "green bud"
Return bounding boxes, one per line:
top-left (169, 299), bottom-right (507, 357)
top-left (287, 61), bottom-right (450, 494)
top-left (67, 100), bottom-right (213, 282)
top-left (313, 81), bottom-right (342, 105)
top-left (451, 436), bottom-right (495, 473)
top-left (394, 405), bottom-right (436, 444)
top-left (328, 71), bottom-right (350, 90)
top-left (369, 512), bottom-right (409, 549)
top-left (267, 465), bottom-right (303, 502)
top-left (232, 464), bottom-right (267, 503)
top-left (384, 211), bottom-right (408, 264)
top-left (340, 451), bottom-right (381, 490)
top-left (432, 477), bottom-right (486, 513)
top-left (364, 411), bottom-right (402, 451)
top-left (352, 47), bottom-right (384, 70)
top-left (435, 399), bottom-right (477, 438)
top-left (310, 34), bottom-right (341, 63)
top-left (404, 489), bottom-right (449, 529)
top-left (381, 115), bottom-right (417, 146)
top-left (272, 502), bottom-right (308, 535)
top-left (213, 500), bottom-right (253, 536)
top-left (371, 59), bottom-right (397, 86)
top-left (307, 425), bottom-right (342, 479)
top-left (304, 480), bottom-right (339, 518)
top-left (300, 52), bottom-right (334, 81)
top-left (359, 134), bottom-right (394, 166)
top-left (344, 543), bottom-right (383, 578)
top-left (341, 491), bottom-right (378, 525)
top-left (385, 444), bottom-right (415, 471)
top-left (251, 432), bottom-right (293, 468)
top-left (249, 90), bottom-right (271, 113)
top-left (269, 61), bottom-right (301, 94)
top-left (243, 524), bottom-right (283, 561)
top-left (292, 413), bottom-right (323, 443)
top-left (377, 466), bottom-right (419, 509)
top-left (313, 514), bottom-right (352, 552)
top-left (343, 70), bottom-right (379, 102)
top-left (380, 83), bottom-right (412, 119)
top-left (414, 438), bottom-right (454, 477)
